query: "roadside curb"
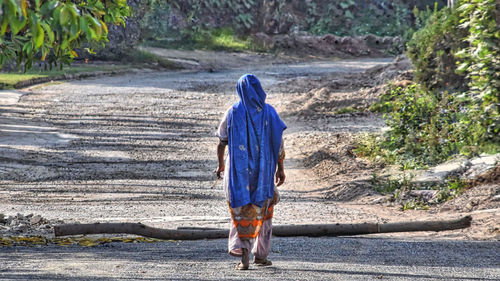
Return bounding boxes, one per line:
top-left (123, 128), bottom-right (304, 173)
top-left (9, 68), bottom-right (139, 90)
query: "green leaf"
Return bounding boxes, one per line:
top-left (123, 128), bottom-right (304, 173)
top-left (340, 2), bottom-right (351, 9)
top-left (79, 16), bottom-right (88, 34)
top-left (34, 23), bottom-right (44, 48)
top-left (87, 16), bottom-right (102, 38)
top-left (345, 10), bottom-right (354, 20)
top-left (59, 6), bottom-right (70, 25)
top-left (67, 3), bottom-right (80, 18)
top-left (10, 17), bottom-right (27, 35)
top-left (1, 17), bottom-right (8, 36)
top-left (100, 20), bottom-right (108, 36)
top-left (22, 41), bottom-right (32, 54)
top-left (69, 23), bottom-right (79, 41)
top-left (41, 22), bottom-right (54, 43)
top-left (61, 39), bottom-right (69, 50)
top-left (40, 0), bottom-right (58, 15)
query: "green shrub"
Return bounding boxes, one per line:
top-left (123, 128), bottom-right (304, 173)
top-left (144, 27), bottom-right (264, 52)
top-left (306, 1), bottom-right (414, 38)
top-left (360, 0), bottom-right (500, 169)
top-left (406, 5), bottom-right (468, 91)
top-left (455, 0), bottom-right (500, 144)
top-left (365, 83), bottom-right (499, 168)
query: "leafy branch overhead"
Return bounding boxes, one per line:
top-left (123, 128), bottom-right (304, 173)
top-left (0, 0), bottom-right (130, 71)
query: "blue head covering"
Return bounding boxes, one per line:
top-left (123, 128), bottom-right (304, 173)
top-left (227, 74), bottom-right (286, 208)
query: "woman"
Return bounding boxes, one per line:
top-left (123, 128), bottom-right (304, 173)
top-left (216, 74), bottom-right (286, 270)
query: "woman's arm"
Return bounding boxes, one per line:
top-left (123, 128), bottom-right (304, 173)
top-left (215, 108), bottom-right (230, 179)
top-left (275, 142), bottom-right (285, 186)
top-left (216, 140), bottom-right (227, 179)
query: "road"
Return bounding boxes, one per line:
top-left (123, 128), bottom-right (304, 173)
top-left (1, 237), bottom-right (499, 280)
top-left (1, 56), bottom-right (498, 280)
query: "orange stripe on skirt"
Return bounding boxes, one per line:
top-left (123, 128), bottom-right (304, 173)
top-left (228, 199), bottom-right (275, 240)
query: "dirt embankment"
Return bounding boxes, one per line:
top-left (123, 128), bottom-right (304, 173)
top-left (279, 55), bottom-right (413, 117)
top-left (255, 33), bottom-right (403, 57)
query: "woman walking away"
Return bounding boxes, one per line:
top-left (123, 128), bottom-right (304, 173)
top-left (216, 74), bottom-right (286, 270)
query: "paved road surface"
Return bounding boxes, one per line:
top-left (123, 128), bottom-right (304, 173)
top-left (1, 237), bottom-right (499, 280)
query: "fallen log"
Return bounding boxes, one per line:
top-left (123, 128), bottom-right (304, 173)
top-left (273, 215), bottom-right (472, 237)
top-left (54, 222), bottom-right (228, 240)
top-left (54, 216), bottom-right (471, 239)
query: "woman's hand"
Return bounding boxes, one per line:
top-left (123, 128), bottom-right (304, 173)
top-left (275, 168), bottom-right (285, 186)
top-left (216, 165), bottom-right (225, 179)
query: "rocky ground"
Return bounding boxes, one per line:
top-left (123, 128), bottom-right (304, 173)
top-left (0, 50), bottom-right (498, 279)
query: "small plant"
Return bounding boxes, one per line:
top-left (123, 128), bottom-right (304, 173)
top-left (371, 173), bottom-right (415, 194)
top-left (435, 178), bottom-right (470, 202)
top-left (402, 200), bottom-right (430, 211)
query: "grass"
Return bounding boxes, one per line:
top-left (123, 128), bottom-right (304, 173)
top-left (370, 172), bottom-right (470, 211)
top-left (144, 27), bottom-right (266, 52)
top-left (0, 48), bottom-right (181, 89)
top-left (0, 65), bottom-right (128, 89)
top-left (208, 28), bottom-right (257, 51)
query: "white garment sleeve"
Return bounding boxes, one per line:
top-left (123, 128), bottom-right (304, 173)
top-left (215, 108), bottom-right (231, 142)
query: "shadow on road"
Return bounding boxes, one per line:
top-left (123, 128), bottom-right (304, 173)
top-left (1, 237), bottom-right (498, 280)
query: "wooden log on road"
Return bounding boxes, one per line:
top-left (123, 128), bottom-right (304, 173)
top-left (272, 216), bottom-right (472, 237)
top-left (54, 222), bottom-right (229, 240)
top-left (54, 216), bottom-right (471, 239)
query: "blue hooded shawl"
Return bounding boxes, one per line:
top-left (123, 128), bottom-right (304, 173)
top-left (227, 74), bottom-right (287, 208)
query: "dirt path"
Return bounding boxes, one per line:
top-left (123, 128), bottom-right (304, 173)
top-left (1, 52), bottom-right (499, 279)
top-left (0, 54), bottom-right (496, 242)
top-left (0, 57), bottom-right (390, 227)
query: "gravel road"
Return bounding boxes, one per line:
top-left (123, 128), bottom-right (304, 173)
top-left (1, 237), bottom-right (498, 280)
top-left (0, 58), bottom-right (392, 229)
top-left (1, 55), bottom-right (498, 279)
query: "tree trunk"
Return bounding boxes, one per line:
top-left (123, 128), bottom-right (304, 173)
top-left (54, 216), bottom-right (471, 239)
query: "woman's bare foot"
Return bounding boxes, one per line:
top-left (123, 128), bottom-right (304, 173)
top-left (236, 248), bottom-right (249, 270)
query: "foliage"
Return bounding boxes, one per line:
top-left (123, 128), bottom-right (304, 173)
top-left (141, 0), bottom-right (445, 51)
top-left (370, 173), bottom-right (469, 210)
top-left (406, 5), bottom-right (468, 91)
top-left (435, 178), bottom-right (470, 202)
top-left (364, 83), bottom-right (499, 168)
top-left (141, 0), bottom-right (258, 40)
top-left (0, 0), bottom-right (130, 71)
top-left (360, 0), bottom-right (500, 170)
top-left (371, 173), bottom-right (414, 194)
top-left (455, 0), bottom-right (500, 144)
top-left (144, 27), bottom-right (263, 52)
top-left (304, 0), bottom-right (430, 40)
top-left (141, 0), bottom-right (264, 51)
